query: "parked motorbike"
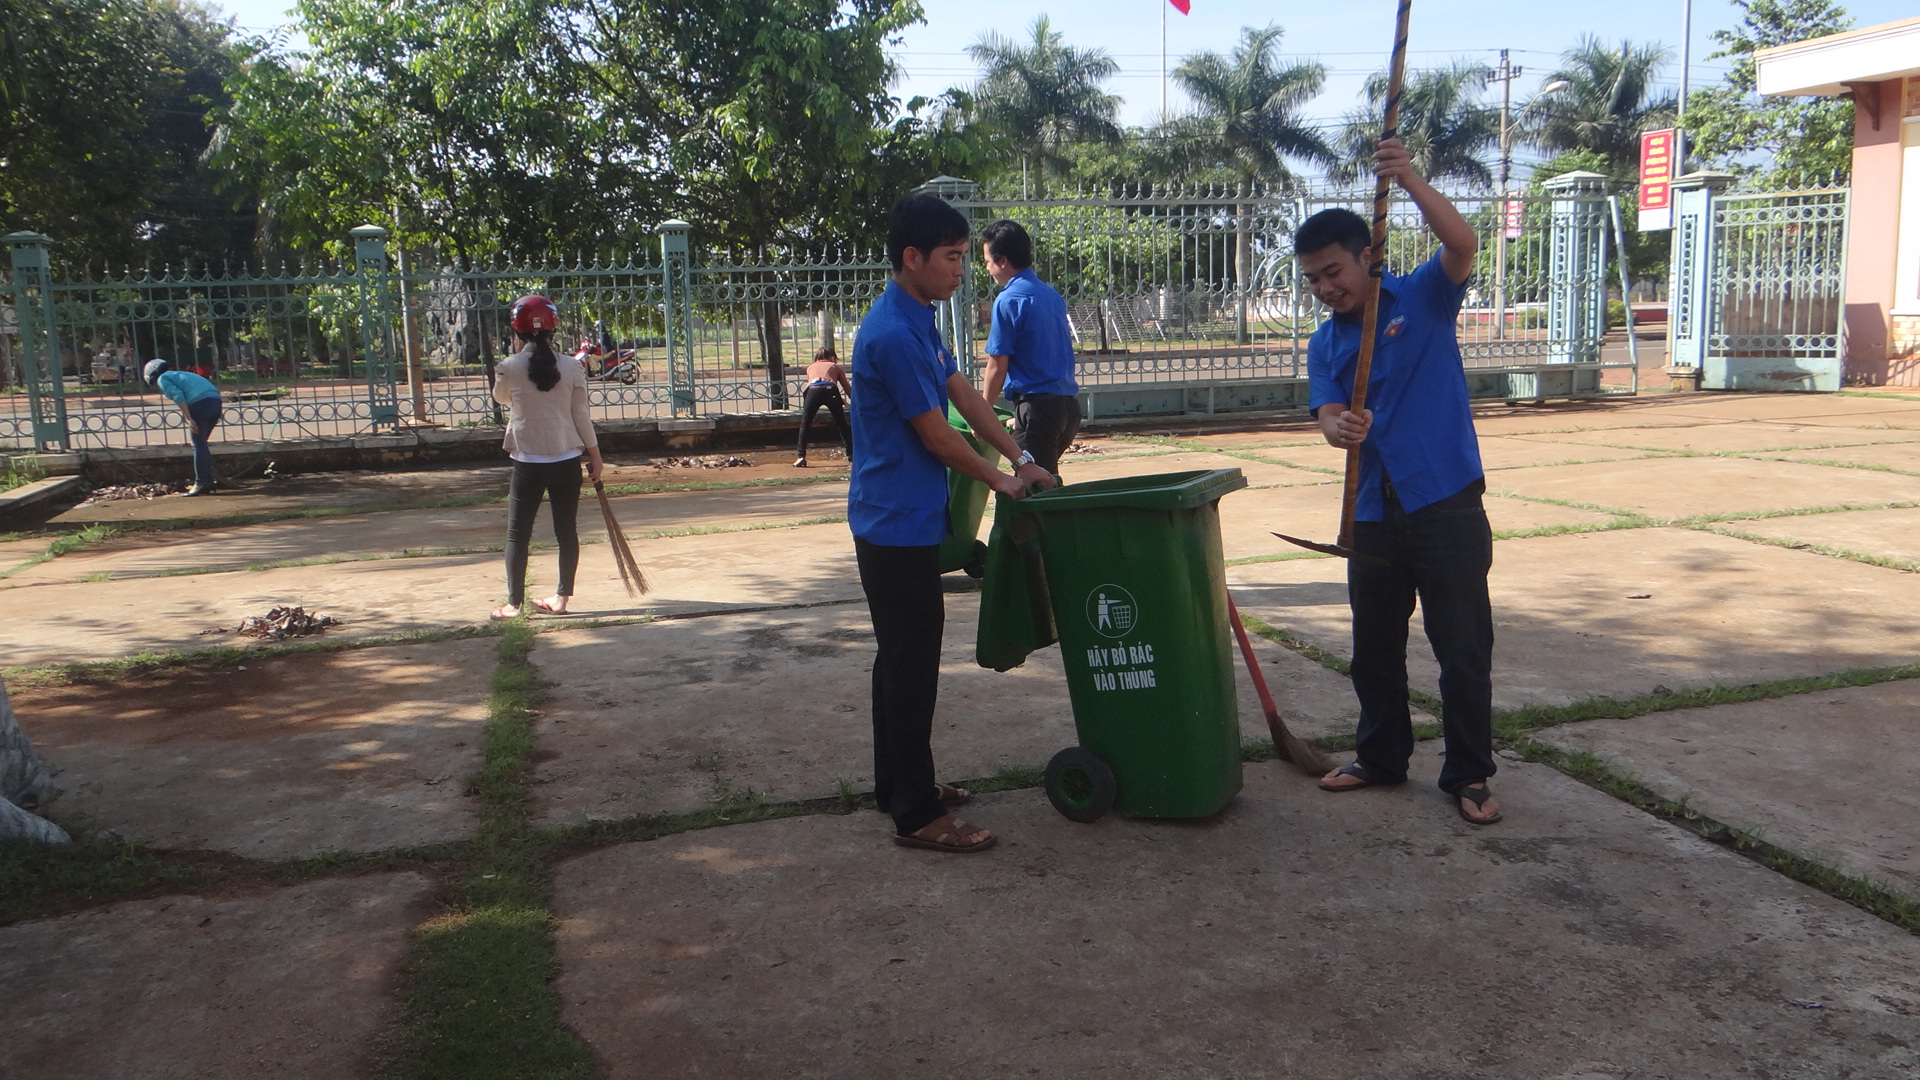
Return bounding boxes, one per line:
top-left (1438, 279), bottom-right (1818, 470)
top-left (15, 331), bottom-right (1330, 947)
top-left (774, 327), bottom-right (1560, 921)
top-left (575, 338), bottom-right (639, 384)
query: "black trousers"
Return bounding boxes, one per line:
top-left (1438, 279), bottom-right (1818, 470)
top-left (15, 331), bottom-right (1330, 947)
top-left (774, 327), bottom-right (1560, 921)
top-left (854, 537), bottom-right (946, 836)
top-left (797, 385), bottom-right (850, 459)
top-left (1347, 478), bottom-right (1496, 794)
top-left (503, 456), bottom-right (582, 607)
top-left (1011, 392), bottom-right (1081, 475)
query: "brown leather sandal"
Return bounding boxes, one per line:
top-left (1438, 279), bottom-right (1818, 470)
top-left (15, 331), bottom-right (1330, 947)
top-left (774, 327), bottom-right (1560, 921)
top-left (893, 815), bottom-right (996, 854)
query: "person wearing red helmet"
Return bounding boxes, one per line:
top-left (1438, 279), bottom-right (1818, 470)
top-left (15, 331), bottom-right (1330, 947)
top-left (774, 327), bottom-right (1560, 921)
top-left (490, 294), bottom-right (604, 620)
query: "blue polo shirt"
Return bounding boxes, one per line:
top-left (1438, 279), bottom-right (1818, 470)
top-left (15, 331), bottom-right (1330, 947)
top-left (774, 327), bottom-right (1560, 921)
top-left (849, 281), bottom-right (960, 546)
top-left (985, 268), bottom-right (1078, 398)
top-left (1307, 254), bottom-right (1483, 520)
top-left (155, 370), bottom-right (221, 406)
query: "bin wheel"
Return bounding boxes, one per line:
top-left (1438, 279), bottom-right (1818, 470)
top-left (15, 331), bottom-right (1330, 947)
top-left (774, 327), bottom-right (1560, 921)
top-left (963, 539), bottom-right (988, 579)
top-left (1045, 747), bottom-right (1116, 823)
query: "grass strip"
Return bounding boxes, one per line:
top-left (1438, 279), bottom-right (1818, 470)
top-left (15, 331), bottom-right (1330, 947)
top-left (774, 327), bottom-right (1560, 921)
top-left (384, 621), bottom-right (591, 1080)
top-left (1491, 662), bottom-right (1920, 741)
top-left (1518, 740), bottom-right (1920, 937)
top-left (1689, 524), bottom-right (1920, 574)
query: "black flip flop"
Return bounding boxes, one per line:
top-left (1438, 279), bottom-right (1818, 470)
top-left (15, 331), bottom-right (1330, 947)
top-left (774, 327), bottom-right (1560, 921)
top-left (1319, 761), bottom-right (1401, 792)
top-left (1452, 782), bottom-right (1503, 825)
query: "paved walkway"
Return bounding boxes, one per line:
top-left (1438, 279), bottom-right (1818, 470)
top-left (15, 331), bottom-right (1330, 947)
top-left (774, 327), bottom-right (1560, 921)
top-left (3, 392), bottom-right (1919, 1077)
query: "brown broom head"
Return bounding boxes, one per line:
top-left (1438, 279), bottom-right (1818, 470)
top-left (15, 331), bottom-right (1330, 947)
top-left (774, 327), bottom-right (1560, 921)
top-left (595, 481), bottom-right (649, 597)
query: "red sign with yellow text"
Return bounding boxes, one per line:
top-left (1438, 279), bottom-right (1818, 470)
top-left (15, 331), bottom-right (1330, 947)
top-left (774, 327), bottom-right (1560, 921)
top-left (1638, 128), bottom-right (1676, 230)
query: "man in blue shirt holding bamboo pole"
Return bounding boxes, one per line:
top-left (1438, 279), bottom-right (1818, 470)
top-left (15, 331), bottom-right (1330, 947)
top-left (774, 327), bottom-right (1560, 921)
top-left (1300, 137), bottom-right (1501, 826)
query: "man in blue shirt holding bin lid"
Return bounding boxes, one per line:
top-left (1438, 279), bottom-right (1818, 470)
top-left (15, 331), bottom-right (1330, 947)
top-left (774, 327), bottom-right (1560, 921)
top-left (850, 194), bottom-right (1055, 854)
top-left (1300, 137), bottom-right (1502, 826)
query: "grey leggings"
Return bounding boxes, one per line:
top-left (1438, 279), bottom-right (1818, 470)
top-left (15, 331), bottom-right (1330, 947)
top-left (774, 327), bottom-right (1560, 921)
top-left (504, 456), bottom-right (582, 606)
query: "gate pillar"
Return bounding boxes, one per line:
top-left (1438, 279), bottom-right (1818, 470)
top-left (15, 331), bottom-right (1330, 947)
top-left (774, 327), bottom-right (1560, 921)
top-left (657, 221), bottom-right (696, 417)
top-left (1542, 171), bottom-right (1611, 367)
top-left (1665, 172), bottom-right (1737, 389)
top-left (4, 232), bottom-right (70, 451)
top-left (349, 225), bottom-right (401, 430)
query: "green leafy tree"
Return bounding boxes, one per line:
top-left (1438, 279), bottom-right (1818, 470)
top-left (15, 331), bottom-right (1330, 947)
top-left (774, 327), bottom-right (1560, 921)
top-left (1527, 37), bottom-right (1678, 182)
top-left (1160, 25), bottom-right (1334, 187)
top-left (220, 0), bottom-right (649, 261)
top-left (1, 0), bottom-right (254, 268)
top-left (1160, 25), bottom-right (1333, 342)
top-left (965, 16), bottom-right (1122, 194)
top-left (1683, 0), bottom-right (1854, 185)
top-left (1331, 62), bottom-right (1499, 190)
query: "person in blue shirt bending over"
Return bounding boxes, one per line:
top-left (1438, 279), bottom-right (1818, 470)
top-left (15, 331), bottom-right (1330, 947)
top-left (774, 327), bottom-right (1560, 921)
top-left (142, 358), bottom-right (223, 496)
top-left (980, 219), bottom-right (1080, 476)
top-left (1301, 137), bottom-right (1502, 826)
top-left (851, 195), bottom-right (1056, 854)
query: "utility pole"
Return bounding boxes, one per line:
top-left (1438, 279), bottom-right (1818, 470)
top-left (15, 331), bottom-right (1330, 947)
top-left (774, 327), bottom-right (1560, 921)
top-left (1678, 0), bottom-right (1693, 171)
top-left (1493, 49), bottom-right (1522, 340)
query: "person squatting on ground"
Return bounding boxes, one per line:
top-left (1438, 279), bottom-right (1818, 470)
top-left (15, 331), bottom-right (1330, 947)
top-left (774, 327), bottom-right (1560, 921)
top-left (794, 346), bottom-right (853, 467)
top-left (491, 294), bottom-right (605, 621)
top-left (142, 359), bottom-right (223, 496)
top-left (1301, 137), bottom-right (1502, 826)
top-left (851, 195), bottom-right (1057, 854)
top-left (980, 219), bottom-right (1081, 476)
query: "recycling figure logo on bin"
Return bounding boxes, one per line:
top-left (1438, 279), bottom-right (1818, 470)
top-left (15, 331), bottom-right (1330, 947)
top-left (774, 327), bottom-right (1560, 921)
top-left (1087, 584), bottom-right (1138, 638)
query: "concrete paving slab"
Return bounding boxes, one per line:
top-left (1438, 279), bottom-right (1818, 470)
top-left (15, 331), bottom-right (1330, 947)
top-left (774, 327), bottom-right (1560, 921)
top-left (13, 638), bottom-right (492, 857)
top-left (2, 483), bottom-right (851, 587)
top-left (1467, 399), bottom-right (1708, 435)
top-left (1231, 528), bottom-right (1920, 710)
top-left (1177, 428), bottom-right (1323, 450)
top-left (552, 761), bottom-right (1920, 1079)
top-left (1508, 422), bottom-right (1920, 454)
top-left (1706, 505), bottom-right (1920, 566)
top-left (1059, 449), bottom-right (1326, 488)
top-left (530, 599), bottom-right (1361, 823)
top-left (1473, 435), bottom-right (1654, 469)
top-left (1766, 440), bottom-right (1920, 473)
top-left (0, 871), bottom-right (430, 1080)
top-left (1537, 680), bottom-right (1920, 899)
top-left (0, 553), bottom-right (503, 665)
top-left (1490, 455), bottom-right (1920, 519)
top-left (1657, 394), bottom-right (1920, 425)
top-left (1221, 485), bottom-right (1615, 566)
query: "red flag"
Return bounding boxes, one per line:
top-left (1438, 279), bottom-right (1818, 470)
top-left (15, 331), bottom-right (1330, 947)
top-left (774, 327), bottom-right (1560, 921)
top-left (1169, 0), bottom-right (1190, 12)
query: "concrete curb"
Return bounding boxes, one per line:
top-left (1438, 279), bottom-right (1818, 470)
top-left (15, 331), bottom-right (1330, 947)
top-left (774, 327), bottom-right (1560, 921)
top-left (0, 476), bottom-right (84, 525)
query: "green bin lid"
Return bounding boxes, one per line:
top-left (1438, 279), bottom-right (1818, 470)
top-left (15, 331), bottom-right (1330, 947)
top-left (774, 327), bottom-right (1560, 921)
top-left (1015, 468), bottom-right (1247, 512)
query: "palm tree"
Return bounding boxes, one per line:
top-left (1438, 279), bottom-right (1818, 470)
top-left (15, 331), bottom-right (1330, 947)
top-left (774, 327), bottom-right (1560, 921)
top-left (1331, 62), bottom-right (1499, 190)
top-left (966, 16), bottom-right (1122, 195)
top-left (1527, 37), bottom-right (1678, 181)
top-left (1160, 25), bottom-right (1334, 342)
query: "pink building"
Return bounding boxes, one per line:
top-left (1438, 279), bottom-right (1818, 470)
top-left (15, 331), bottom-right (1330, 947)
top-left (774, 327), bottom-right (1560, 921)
top-left (1758, 16), bottom-right (1920, 386)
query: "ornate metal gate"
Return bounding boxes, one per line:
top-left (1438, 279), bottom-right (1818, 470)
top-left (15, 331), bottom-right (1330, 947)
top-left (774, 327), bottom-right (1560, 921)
top-left (1670, 177), bottom-right (1850, 392)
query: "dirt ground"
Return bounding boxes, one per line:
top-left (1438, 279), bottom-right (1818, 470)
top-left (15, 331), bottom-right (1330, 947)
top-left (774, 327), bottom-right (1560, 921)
top-left (14, 638), bottom-right (495, 857)
top-left (5, 390), bottom-right (1920, 1077)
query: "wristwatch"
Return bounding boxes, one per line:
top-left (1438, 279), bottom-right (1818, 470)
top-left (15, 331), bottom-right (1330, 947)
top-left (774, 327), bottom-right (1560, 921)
top-left (1015, 450), bottom-right (1036, 468)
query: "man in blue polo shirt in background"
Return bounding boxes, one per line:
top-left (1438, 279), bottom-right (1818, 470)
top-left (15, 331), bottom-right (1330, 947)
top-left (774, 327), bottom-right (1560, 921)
top-left (1299, 137), bottom-right (1502, 826)
top-left (851, 195), bottom-right (1055, 855)
top-left (980, 219), bottom-right (1080, 475)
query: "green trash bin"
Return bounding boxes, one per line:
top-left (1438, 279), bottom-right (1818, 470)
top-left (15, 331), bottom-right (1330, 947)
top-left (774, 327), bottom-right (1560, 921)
top-left (934, 404), bottom-right (1008, 578)
top-left (976, 468), bottom-right (1248, 821)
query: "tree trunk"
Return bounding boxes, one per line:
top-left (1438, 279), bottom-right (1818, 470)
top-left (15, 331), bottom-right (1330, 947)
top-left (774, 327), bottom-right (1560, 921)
top-left (0, 678), bottom-right (69, 844)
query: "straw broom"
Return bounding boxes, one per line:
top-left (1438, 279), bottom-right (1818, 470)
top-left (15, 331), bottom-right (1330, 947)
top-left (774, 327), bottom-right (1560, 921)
top-left (594, 480), bottom-right (649, 597)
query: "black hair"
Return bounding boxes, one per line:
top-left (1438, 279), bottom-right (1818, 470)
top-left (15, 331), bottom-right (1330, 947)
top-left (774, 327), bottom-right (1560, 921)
top-left (886, 194), bottom-right (971, 272)
top-left (1293, 209), bottom-right (1371, 260)
top-left (979, 219), bottom-right (1034, 270)
top-left (520, 329), bottom-right (560, 392)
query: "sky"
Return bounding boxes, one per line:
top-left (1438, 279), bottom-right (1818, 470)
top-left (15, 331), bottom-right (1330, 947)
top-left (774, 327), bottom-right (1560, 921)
top-left (210, 0), bottom-right (1915, 174)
